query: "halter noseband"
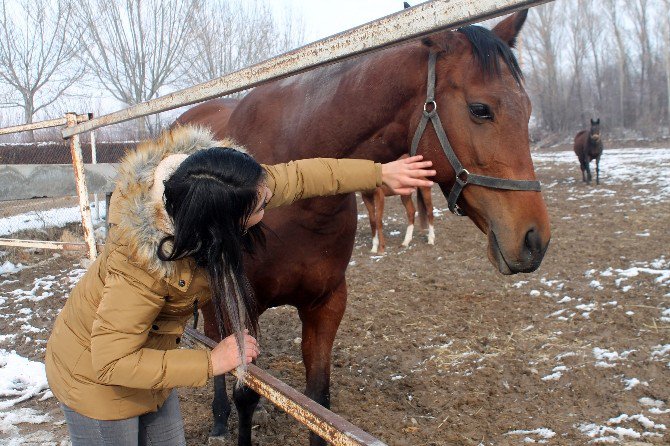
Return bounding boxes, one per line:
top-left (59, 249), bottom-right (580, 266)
top-left (410, 51), bottom-right (541, 216)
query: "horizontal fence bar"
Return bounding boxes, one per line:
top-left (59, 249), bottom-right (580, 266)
top-left (0, 238), bottom-right (104, 252)
top-left (62, 0), bottom-right (551, 138)
top-left (183, 327), bottom-right (387, 446)
top-left (0, 113), bottom-right (91, 136)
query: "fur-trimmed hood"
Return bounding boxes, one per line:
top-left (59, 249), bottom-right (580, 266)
top-left (111, 125), bottom-right (242, 276)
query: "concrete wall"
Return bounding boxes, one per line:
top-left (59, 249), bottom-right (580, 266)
top-left (0, 164), bottom-right (118, 201)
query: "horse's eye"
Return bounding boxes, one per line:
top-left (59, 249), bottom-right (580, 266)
top-left (469, 103), bottom-right (493, 120)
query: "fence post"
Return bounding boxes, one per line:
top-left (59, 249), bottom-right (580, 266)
top-left (89, 113), bottom-right (100, 222)
top-left (65, 112), bottom-right (97, 260)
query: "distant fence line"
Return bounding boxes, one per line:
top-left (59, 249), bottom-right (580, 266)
top-left (0, 141), bottom-right (129, 164)
top-left (0, 113), bottom-right (98, 259)
top-left (0, 0), bottom-right (554, 442)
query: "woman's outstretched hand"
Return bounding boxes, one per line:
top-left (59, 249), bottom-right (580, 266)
top-left (381, 155), bottom-right (436, 195)
top-left (211, 330), bottom-right (259, 376)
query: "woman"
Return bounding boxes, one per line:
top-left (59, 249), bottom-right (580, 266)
top-left (45, 125), bottom-right (435, 445)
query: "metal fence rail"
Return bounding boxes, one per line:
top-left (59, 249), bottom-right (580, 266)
top-left (0, 113), bottom-right (98, 259)
top-left (62, 0), bottom-right (551, 139)
top-left (184, 327), bottom-right (387, 446)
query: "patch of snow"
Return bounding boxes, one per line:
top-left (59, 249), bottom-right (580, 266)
top-left (0, 261), bottom-right (23, 276)
top-left (0, 350), bottom-right (49, 410)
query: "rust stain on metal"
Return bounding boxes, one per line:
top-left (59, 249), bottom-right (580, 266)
top-left (66, 113), bottom-right (97, 260)
top-left (62, 0), bottom-right (553, 139)
top-left (183, 327), bottom-right (386, 446)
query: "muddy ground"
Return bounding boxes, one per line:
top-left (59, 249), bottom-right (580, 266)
top-left (1, 143), bottom-right (668, 445)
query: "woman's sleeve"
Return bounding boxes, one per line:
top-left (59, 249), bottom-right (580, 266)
top-left (90, 250), bottom-right (212, 390)
top-left (262, 158), bottom-right (383, 209)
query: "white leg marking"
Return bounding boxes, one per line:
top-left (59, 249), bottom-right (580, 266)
top-left (371, 233), bottom-right (379, 253)
top-left (401, 224), bottom-right (414, 247)
top-left (428, 224), bottom-right (435, 245)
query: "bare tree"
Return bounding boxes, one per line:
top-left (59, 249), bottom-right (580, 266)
top-left (525, 2), bottom-right (565, 132)
top-left (183, 0), bottom-right (305, 87)
top-left (567, 1), bottom-right (589, 125)
top-left (626, 0), bottom-right (654, 126)
top-left (664, 0), bottom-right (670, 125)
top-left (579, 1), bottom-right (605, 110)
top-left (0, 0), bottom-right (84, 140)
top-left (75, 0), bottom-right (199, 137)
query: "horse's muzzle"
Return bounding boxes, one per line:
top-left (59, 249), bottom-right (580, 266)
top-left (489, 227), bottom-right (549, 275)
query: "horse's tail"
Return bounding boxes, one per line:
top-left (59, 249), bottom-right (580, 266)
top-left (417, 190), bottom-right (428, 230)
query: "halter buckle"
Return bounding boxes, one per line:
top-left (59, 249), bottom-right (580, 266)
top-left (456, 168), bottom-right (470, 186)
top-left (423, 100), bottom-right (437, 117)
top-left (452, 203), bottom-right (466, 216)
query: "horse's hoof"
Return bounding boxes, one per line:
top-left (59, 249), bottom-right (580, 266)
top-left (209, 424), bottom-right (231, 440)
top-left (207, 433), bottom-right (233, 445)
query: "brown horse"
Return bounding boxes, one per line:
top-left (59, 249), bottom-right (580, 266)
top-left (176, 10), bottom-right (550, 445)
top-left (361, 184), bottom-right (435, 253)
top-left (574, 118), bottom-right (603, 185)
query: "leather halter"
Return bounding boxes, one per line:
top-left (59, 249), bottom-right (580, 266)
top-left (410, 52), bottom-right (541, 216)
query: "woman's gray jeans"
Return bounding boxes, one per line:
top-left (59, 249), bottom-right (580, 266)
top-left (60, 390), bottom-right (186, 446)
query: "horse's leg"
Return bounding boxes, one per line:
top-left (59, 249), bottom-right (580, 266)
top-left (585, 159), bottom-right (592, 184)
top-left (202, 301), bottom-right (234, 439)
top-left (233, 382), bottom-right (261, 446)
top-left (579, 158), bottom-right (587, 183)
top-left (418, 186), bottom-right (435, 245)
top-left (595, 156), bottom-right (600, 185)
top-left (373, 187), bottom-right (386, 253)
top-left (361, 191), bottom-right (378, 253)
top-left (298, 281), bottom-right (347, 446)
top-left (400, 193), bottom-right (415, 247)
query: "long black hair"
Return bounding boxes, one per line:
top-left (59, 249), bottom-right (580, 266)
top-left (157, 147), bottom-right (265, 376)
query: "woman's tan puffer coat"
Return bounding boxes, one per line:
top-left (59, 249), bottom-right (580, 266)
top-left (45, 125), bottom-right (382, 420)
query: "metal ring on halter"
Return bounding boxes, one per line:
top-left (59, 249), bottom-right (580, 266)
top-left (453, 203), bottom-right (466, 216)
top-left (423, 100), bottom-right (437, 114)
top-left (456, 168), bottom-right (470, 185)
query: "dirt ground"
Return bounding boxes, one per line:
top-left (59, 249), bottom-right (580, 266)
top-left (1, 143), bottom-right (668, 445)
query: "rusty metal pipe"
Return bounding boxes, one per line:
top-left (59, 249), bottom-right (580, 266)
top-left (0, 114), bottom-right (90, 135)
top-left (65, 113), bottom-right (97, 260)
top-left (62, 0), bottom-right (552, 139)
top-left (183, 327), bottom-right (387, 446)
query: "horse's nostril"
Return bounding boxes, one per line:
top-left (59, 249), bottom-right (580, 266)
top-left (524, 227), bottom-right (542, 256)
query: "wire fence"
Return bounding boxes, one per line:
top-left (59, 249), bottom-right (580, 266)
top-left (0, 115), bottom-right (127, 254)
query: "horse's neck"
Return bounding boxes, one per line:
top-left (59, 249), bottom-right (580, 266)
top-left (281, 48), bottom-right (422, 162)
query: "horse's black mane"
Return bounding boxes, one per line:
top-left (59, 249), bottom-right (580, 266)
top-left (457, 25), bottom-right (523, 84)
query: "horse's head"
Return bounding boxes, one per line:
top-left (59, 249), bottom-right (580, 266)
top-left (590, 118), bottom-right (601, 142)
top-left (412, 10), bottom-right (550, 275)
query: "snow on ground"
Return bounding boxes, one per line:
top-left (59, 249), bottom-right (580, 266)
top-left (0, 350), bottom-right (50, 410)
top-left (533, 147), bottom-right (670, 205)
top-left (1, 146), bottom-right (668, 444)
top-left (0, 258), bottom-right (83, 444)
top-left (0, 200), bottom-right (107, 237)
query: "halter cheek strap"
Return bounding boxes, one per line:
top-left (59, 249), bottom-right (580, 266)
top-left (410, 51), bottom-right (541, 216)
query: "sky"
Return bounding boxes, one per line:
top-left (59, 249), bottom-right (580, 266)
top-left (274, 0), bottom-right (416, 42)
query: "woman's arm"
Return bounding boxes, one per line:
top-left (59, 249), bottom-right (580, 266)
top-left (90, 250), bottom-right (212, 389)
top-left (263, 156), bottom-right (434, 209)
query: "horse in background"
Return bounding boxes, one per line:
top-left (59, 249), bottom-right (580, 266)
top-left (361, 184), bottom-right (435, 253)
top-left (574, 118), bottom-right (603, 185)
top-left (176, 9), bottom-right (550, 446)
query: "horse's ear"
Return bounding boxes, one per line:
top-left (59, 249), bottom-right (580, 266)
top-left (492, 9), bottom-right (528, 48)
top-left (596, 118), bottom-right (600, 124)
